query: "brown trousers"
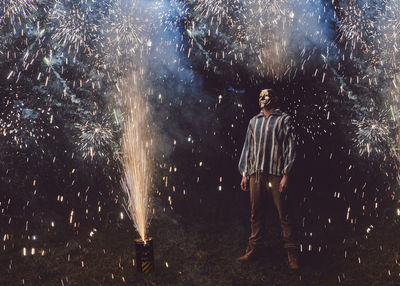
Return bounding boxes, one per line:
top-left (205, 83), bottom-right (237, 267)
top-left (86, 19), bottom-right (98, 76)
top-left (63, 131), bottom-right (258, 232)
top-left (248, 173), bottom-right (298, 250)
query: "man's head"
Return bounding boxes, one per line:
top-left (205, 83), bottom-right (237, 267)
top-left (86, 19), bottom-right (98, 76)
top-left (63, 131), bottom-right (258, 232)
top-left (259, 89), bottom-right (278, 109)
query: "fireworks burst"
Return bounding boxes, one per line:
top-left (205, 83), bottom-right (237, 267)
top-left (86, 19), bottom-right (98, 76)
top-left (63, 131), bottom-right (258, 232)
top-left (106, 0), bottom-right (144, 49)
top-left (0, 94), bottom-right (57, 151)
top-left (48, 0), bottom-right (109, 55)
top-left (103, 0), bottom-right (145, 71)
top-left (75, 120), bottom-right (116, 161)
top-left (337, 0), bottom-right (400, 161)
top-left (337, 1), bottom-right (378, 48)
top-left (187, 0), bottom-right (330, 79)
top-left (192, 0), bottom-right (241, 25)
top-left (353, 117), bottom-right (393, 157)
top-left (337, 0), bottom-right (400, 66)
top-left (0, 0), bottom-right (37, 26)
top-left (242, 0), bottom-right (296, 77)
top-left (120, 77), bottom-right (153, 241)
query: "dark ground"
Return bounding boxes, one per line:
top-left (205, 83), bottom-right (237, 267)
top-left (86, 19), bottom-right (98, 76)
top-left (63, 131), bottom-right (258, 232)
top-left (2, 189), bottom-right (400, 286)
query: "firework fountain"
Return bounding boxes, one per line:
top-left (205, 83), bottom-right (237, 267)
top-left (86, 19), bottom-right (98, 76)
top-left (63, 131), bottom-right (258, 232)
top-left (120, 78), bottom-right (153, 242)
top-left (111, 0), bottom-right (160, 272)
top-left (114, 0), bottom-right (185, 238)
top-left (119, 76), bottom-right (155, 272)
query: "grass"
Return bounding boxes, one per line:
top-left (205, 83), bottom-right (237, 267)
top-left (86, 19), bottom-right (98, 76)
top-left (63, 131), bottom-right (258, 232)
top-left (1, 203), bottom-right (400, 286)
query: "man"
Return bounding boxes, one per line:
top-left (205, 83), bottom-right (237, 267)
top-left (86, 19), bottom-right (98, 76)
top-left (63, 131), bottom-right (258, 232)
top-left (238, 89), bottom-right (299, 270)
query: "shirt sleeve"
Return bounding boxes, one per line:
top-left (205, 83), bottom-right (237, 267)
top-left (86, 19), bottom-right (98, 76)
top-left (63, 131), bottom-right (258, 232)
top-left (282, 115), bottom-right (296, 176)
top-left (238, 121), bottom-right (253, 176)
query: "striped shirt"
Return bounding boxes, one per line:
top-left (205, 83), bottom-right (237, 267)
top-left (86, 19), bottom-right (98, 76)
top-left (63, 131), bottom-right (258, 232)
top-left (238, 109), bottom-right (296, 177)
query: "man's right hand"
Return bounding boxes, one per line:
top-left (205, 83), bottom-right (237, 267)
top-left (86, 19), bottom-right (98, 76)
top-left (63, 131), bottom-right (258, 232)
top-left (240, 175), bottom-right (248, 191)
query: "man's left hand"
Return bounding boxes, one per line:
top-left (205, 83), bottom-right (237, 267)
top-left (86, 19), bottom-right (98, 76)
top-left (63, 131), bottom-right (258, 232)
top-left (279, 175), bottom-right (288, 193)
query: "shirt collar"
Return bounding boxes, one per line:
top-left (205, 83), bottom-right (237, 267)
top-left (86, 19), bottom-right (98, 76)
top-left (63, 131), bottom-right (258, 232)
top-left (256, 109), bottom-right (283, 118)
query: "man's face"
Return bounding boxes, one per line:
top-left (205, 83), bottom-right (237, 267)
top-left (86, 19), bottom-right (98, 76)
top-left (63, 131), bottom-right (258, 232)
top-left (259, 89), bottom-right (272, 108)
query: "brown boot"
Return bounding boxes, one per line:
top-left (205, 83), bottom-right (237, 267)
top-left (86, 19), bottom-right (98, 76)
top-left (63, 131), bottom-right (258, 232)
top-left (237, 245), bottom-right (260, 262)
top-left (287, 248), bottom-right (300, 270)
